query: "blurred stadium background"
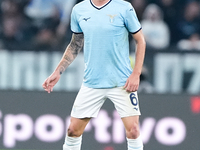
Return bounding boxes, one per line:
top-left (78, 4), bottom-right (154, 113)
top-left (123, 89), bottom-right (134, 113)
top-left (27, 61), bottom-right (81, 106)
top-left (0, 0), bottom-right (200, 150)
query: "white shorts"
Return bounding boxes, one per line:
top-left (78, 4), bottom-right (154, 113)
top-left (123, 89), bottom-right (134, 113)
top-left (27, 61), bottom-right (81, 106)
top-left (71, 85), bottom-right (141, 118)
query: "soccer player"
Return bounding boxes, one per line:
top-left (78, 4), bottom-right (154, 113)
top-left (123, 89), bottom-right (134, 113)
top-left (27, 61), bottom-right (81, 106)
top-left (42, 0), bottom-right (146, 149)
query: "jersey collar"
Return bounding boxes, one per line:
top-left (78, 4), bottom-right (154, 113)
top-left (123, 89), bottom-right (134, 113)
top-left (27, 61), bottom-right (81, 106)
top-left (90, 0), bottom-right (112, 10)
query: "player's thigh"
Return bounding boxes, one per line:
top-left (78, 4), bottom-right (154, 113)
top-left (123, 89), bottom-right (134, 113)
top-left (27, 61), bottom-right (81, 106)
top-left (68, 117), bottom-right (91, 136)
top-left (107, 87), bottom-right (141, 118)
top-left (121, 115), bottom-right (140, 130)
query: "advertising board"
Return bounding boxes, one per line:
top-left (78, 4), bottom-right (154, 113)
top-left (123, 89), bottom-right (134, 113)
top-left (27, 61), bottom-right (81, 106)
top-left (0, 91), bottom-right (200, 150)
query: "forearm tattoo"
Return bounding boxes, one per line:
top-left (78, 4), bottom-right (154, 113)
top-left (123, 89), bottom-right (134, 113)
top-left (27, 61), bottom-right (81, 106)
top-left (59, 33), bottom-right (84, 75)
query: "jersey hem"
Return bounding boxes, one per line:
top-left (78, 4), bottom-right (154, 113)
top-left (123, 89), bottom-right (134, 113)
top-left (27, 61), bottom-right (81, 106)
top-left (83, 82), bottom-right (126, 89)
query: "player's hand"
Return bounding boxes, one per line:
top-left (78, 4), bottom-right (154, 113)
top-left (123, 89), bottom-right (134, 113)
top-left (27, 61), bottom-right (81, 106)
top-left (42, 71), bottom-right (61, 93)
top-left (124, 73), bottom-right (140, 92)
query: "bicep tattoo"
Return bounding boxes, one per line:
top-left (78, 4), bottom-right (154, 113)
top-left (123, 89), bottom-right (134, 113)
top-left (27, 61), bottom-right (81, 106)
top-left (69, 33), bottom-right (84, 55)
top-left (59, 33), bottom-right (84, 74)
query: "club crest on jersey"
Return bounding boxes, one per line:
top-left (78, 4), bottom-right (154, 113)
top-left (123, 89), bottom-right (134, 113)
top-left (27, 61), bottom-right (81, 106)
top-left (107, 14), bottom-right (117, 23)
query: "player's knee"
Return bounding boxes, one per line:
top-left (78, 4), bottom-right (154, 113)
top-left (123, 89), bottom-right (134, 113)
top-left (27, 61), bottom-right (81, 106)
top-left (67, 127), bottom-right (82, 137)
top-left (126, 123), bottom-right (140, 139)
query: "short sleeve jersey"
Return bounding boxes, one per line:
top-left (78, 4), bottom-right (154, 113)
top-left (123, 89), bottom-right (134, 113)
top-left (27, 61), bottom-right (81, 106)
top-left (71, 0), bottom-right (141, 88)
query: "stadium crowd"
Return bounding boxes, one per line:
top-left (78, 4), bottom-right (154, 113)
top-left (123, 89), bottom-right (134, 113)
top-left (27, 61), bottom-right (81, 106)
top-left (0, 0), bottom-right (200, 51)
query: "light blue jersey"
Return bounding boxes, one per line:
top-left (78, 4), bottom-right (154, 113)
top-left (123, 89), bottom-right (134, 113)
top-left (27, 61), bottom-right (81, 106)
top-left (71, 0), bottom-right (141, 88)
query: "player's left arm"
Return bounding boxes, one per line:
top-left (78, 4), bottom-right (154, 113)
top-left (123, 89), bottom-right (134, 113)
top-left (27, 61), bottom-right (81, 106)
top-left (124, 30), bottom-right (146, 92)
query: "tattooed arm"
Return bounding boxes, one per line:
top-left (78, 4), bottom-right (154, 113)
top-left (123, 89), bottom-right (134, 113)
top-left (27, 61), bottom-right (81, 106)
top-left (56, 33), bottom-right (84, 74)
top-left (42, 33), bottom-right (84, 93)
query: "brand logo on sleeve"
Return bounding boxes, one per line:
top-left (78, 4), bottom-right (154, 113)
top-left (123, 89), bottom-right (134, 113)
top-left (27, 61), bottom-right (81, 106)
top-left (130, 8), bottom-right (133, 11)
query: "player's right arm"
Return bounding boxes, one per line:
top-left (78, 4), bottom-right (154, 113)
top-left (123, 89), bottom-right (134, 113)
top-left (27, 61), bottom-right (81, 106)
top-left (42, 33), bottom-right (84, 93)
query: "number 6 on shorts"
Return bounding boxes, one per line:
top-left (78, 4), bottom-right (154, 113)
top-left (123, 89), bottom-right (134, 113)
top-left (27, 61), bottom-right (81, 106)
top-left (130, 93), bottom-right (138, 106)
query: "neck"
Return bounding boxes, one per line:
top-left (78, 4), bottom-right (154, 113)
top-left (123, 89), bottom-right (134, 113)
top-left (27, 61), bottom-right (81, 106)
top-left (91, 0), bottom-right (110, 7)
